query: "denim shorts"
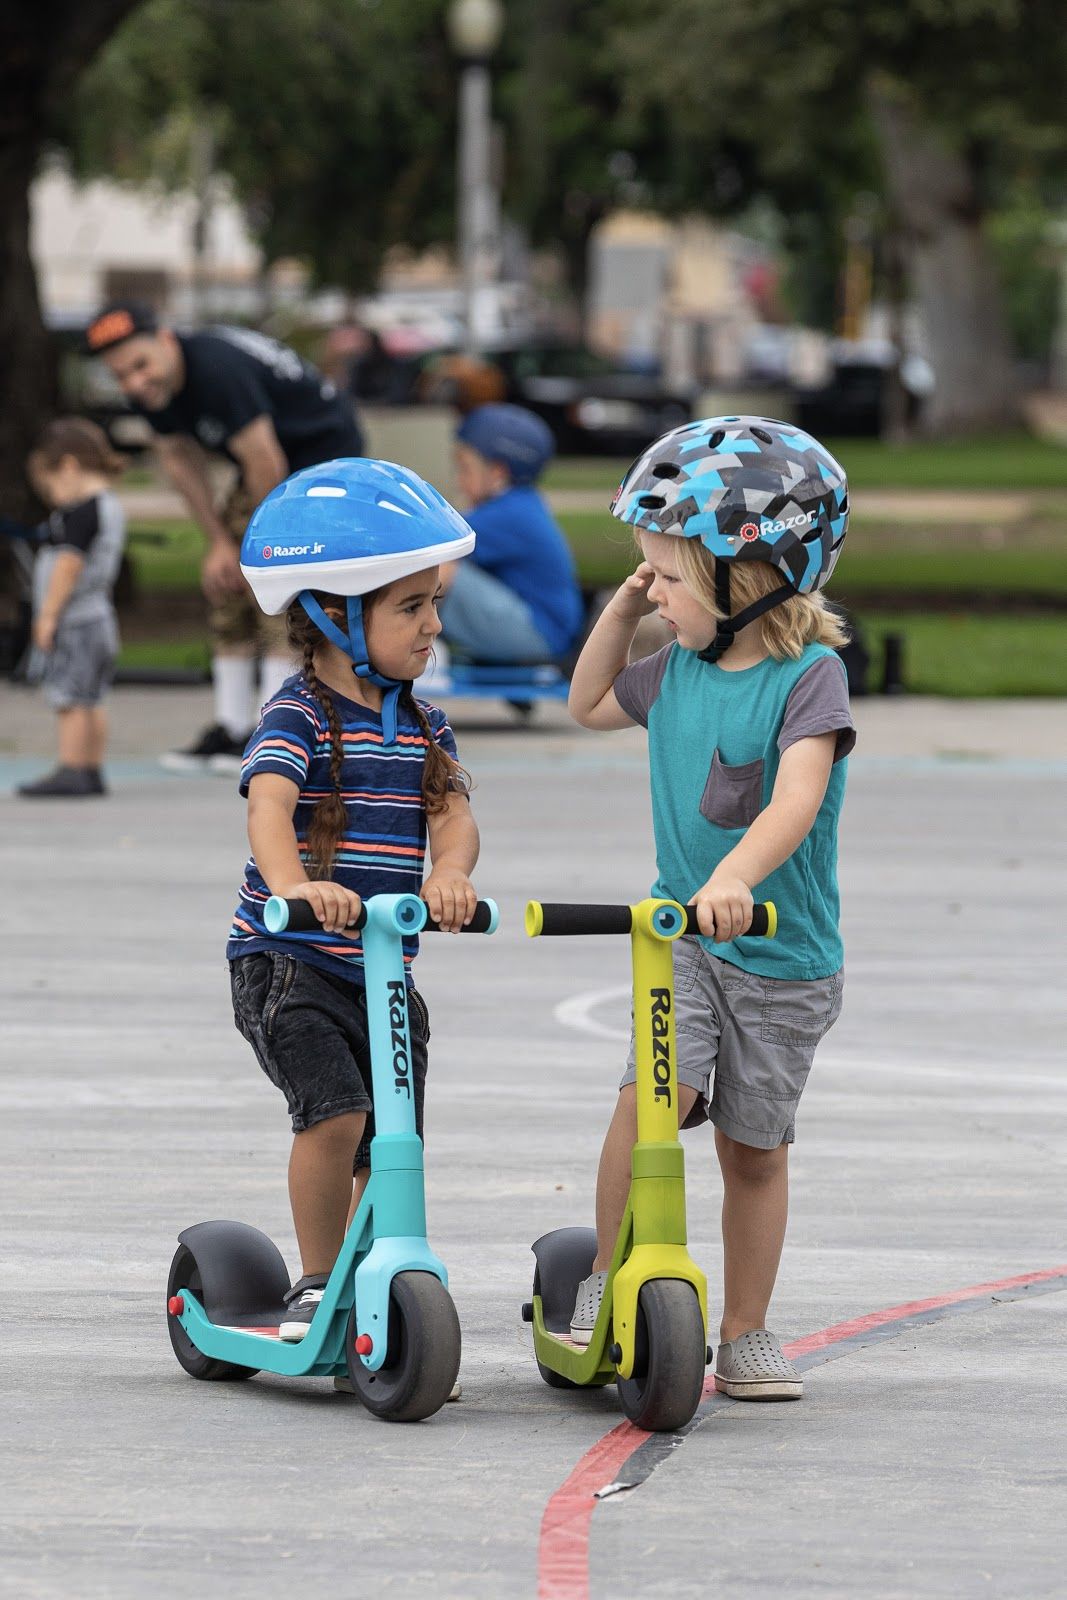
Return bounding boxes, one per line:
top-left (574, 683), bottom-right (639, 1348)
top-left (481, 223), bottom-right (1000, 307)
top-left (230, 952), bottom-right (429, 1168)
top-left (621, 937), bottom-right (843, 1149)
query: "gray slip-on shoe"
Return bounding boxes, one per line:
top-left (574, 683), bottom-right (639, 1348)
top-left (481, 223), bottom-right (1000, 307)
top-left (715, 1329), bottom-right (802, 1400)
top-left (569, 1270), bottom-right (608, 1346)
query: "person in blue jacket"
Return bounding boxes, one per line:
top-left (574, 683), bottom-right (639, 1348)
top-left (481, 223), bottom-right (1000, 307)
top-left (438, 404), bottom-right (584, 663)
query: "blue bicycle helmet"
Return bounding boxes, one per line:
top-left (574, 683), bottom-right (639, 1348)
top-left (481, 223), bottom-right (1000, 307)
top-left (241, 458), bottom-right (475, 739)
top-left (456, 404), bottom-right (555, 485)
top-left (610, 416), bottom-right (848, 661)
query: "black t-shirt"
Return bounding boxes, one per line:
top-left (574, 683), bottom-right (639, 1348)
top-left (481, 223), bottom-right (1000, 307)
top-left (140, 328), bottom-right (364, 472)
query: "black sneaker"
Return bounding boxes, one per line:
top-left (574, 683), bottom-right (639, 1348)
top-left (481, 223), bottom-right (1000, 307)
top-left (279, 1274), bottom-right (330, 1343)
top-left (16, 765), bottom-right (103, 798)
top-left (159, 722), bottom-right (250, 775)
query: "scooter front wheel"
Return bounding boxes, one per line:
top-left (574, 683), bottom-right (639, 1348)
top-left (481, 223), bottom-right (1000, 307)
top-left (616, 1278), bottom-right (705, 1432)
top-left (166, 1245), bottom-right (259, 1381)
top-left (345, 1271), bottom-right (460, 1422)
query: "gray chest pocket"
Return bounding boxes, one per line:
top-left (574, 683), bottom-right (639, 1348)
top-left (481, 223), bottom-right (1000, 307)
top-left (700, 749), bottom-right (765, 829)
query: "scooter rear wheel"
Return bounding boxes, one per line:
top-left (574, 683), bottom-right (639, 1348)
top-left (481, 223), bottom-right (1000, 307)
top-left (532, 1265), bottom-right (581, 1388)
top-left (345, 1271), bottom-right (460, 1422)
top-left (166, 1245), bottom-right (259, 1381)
top-left (616, 1278), bottom-right (705, 1432)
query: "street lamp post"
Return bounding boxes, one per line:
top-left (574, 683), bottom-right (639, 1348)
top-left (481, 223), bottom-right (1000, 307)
top-left (448, 0), bottom-right (504, 355)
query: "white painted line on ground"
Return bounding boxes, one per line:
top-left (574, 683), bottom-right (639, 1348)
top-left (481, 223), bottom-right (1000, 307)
top-left (553, 985), bottom-right (630, 1041)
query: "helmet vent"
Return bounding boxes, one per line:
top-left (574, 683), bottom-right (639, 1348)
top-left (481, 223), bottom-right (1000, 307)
top-left (708, 429), bottom-right (725, 448)
top-left (375, 496), bottom-right (413, 516)
top-left (652, 463), bottom-right (681, 479)
top-left (751, 427), bottom-right (773, 445)
top-left (307, 485), bottom-right (346, 498)
top-left (638, 493), bottom-right (666, 510)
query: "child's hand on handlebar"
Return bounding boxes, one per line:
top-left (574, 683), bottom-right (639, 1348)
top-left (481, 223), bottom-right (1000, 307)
top-left (610, 563), bottom-right (658, 622)
top-left (282, 882), bottom-right (363, 937)
top-left (688, 875), bottom-right (754, 942)
top-left (421, 869), bottom-right (478, 933)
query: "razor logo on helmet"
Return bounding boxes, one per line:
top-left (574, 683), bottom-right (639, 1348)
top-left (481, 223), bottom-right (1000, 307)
top-left (758, 510), bottom-right (816, 536)
top-left (261, 542), bottom-right (326, 559)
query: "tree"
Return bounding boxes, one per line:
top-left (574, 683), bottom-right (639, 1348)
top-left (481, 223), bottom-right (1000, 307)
top-left (603, 0), bottom-right (1067, 433)
top-left (0, 3), bottom-right (145, 524)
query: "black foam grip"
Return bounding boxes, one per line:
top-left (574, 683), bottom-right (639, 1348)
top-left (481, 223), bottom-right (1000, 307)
top-left (275, 897), bottom-right (495, 934)
top-left (275, 898), bottom-right (368, 933)
top-left (423, 901), bottom-right (496, 934)
top-left (534, 903), bottom-right (634, 936)
top-left (684, 903), bottom-right (771, 937)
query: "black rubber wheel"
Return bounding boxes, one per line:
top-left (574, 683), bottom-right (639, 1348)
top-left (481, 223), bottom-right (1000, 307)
top-left (166, 1245), bottom-right (259, 1381)
top-left (345, 1271), bottom-right (460, 1422)
top-left (615, 1279), bottom-right (705, 1432)
top-left (532, 1265), bottom-right (581, 1389)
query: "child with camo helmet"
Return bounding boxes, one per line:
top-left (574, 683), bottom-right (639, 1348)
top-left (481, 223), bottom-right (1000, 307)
top-left (567, 417), bottom-right (855, 1399)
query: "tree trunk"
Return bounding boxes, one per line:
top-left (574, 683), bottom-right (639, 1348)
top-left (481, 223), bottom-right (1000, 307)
top-left (868, 78), bottom-right (1019, 436)
top-left (0, 3), bottom-right (145, 624)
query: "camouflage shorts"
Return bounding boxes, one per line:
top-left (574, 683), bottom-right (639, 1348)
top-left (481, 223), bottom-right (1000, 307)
top-left (209, 483), bottom-right (290, 652)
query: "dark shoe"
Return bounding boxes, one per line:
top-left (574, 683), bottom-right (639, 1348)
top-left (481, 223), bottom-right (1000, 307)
top-left (16, 765), bottom-right (101, 798)
top-left (159, 722), bottom-right (249, 774)
top-left (278, 1273), bottom-right (330, 1343)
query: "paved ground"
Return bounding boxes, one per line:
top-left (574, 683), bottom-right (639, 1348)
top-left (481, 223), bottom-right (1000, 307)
top-left (1, 686), bottom-right (1065, 1599)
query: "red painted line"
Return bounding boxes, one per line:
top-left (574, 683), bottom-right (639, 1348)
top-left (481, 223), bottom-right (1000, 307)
top-left (536, 1263), bottom-right (1067, 1600)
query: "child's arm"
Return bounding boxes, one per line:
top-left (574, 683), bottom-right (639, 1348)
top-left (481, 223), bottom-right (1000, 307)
top-left (689, 733), bottom-right (838, 941)
top-left (568, 566), bottom-right (656, 729)
top-left (247, 772), bottom-right (362, 935)
top-left (423, 794), bottom-right (480, 933)
top-left (34, 550), bottom-right (85, 652)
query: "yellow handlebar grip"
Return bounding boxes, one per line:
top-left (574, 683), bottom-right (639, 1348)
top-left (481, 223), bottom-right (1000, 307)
top-left (524, 901), bottom-right (544, 938)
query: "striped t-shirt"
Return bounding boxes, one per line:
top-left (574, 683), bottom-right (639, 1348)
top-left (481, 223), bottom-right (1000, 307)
top-left (226, 673), bottom-right (462, 982)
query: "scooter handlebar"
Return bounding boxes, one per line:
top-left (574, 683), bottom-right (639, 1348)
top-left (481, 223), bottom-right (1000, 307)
top-left (528, 901), bottom-right (776, 938)
top-left (264, 895), bottom-right (497, 935)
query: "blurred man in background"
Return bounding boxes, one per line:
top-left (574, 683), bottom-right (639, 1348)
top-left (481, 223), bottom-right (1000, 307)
top-left (85, 302), bottom-right (364, 770)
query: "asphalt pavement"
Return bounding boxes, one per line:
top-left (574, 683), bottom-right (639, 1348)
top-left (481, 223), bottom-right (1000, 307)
top-left (1, 686), bottom-right (1064, 1599)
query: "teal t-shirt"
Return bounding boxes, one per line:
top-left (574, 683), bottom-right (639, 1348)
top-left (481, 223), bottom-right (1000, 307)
top-left (614, 642), bottom-right (856, 981)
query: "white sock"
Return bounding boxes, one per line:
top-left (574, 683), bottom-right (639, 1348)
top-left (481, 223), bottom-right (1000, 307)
top-left (213, 655), bottom-right (256, 738)
top-left (258, 653), bottom-right (295, 710)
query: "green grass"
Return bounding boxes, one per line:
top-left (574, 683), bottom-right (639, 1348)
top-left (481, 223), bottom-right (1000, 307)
top-left (117, 637), bottom-right (210, 673)
top-left (544, 433), bottom-right (1067, 495)
top-left (126, 520), bottom-right (203, 589)
top-left (855, 612), bottom-right (1067, 696)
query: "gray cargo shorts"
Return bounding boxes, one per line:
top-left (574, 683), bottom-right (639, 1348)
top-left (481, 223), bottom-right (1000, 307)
top-left (41, 614), bottom-right (120, 710)
top-left (621, 936), bottom-right (843, 1149)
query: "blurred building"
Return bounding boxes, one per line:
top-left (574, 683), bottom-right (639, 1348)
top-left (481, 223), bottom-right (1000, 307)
top-left (30, 157), bottom-right (264, 325)
top-left (588, 210), bottom-right (827, 393)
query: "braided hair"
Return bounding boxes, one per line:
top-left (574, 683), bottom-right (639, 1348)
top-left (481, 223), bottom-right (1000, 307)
top-left (285, 590), bottom-right (471, 879)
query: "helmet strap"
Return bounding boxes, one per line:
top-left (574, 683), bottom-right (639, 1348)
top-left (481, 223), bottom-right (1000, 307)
top-left (298, 590), bottom-right (403, 744)
top-left (697, 565), bottom-right (796, 664)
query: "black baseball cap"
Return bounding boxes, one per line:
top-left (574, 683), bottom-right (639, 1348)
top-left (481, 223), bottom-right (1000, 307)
top-left (84, 301), bottom-right (159, 355)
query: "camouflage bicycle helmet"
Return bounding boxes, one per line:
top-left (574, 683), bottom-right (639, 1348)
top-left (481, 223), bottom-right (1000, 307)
top-left (610, 415), bottom-right (848, 661)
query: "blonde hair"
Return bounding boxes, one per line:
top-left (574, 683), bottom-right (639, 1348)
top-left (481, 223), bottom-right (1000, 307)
top-left (671, 539), bottom-right (848, 659)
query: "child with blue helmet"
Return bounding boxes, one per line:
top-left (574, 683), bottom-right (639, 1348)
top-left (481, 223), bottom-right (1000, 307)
top-left (437, 403), bottom-right (584, 664)
top-left (227, 458), bottom-right (481, 1341)
top-left (567, 417), bottom-right (856, 1399)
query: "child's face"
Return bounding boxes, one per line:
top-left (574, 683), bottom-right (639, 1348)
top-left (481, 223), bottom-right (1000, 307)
top-left (639, 530), bottom-right (717, 653)
top-left (455, 442), bottom-right (510, 507)
top-left (362, 568), bottom-right (444, 680)
top-left (28, 453), bottom-right (91, 509)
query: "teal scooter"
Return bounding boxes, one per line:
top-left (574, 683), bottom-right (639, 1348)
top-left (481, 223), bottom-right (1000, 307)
top-left (166, 892), bottom-right (498, 1422)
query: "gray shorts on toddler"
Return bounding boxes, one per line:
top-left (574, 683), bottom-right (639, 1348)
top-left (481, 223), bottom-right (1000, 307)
top-left (621, 936), bottom-right (842, 1149)
top-left (41, 615), bottom-right (119, 710)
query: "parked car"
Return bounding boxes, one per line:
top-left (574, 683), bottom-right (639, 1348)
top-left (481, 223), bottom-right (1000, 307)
top-left (408, 340), bottom-right (691, 453)
top-left (484, 342), bottom-right (693, 455)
